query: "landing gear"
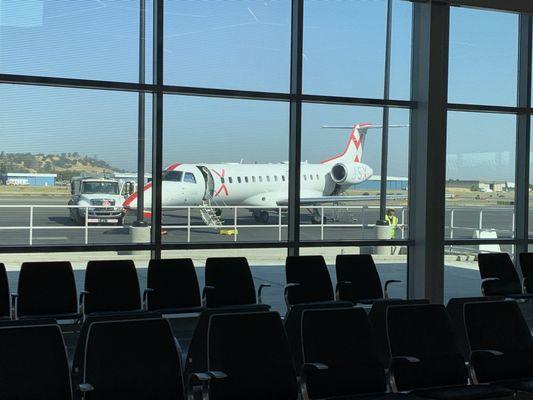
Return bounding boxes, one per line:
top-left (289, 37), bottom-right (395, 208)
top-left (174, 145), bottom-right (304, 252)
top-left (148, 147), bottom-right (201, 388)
top-left (253, 210), bottom-right (270, 224)
top-left (311, 209), bottom-right (325, 225)
top-left (214, 208), bottom-right (222, 217)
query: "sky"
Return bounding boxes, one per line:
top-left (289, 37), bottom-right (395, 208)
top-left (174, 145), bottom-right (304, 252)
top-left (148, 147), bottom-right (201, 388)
top-left (0, 0), bottom-right (525, 181)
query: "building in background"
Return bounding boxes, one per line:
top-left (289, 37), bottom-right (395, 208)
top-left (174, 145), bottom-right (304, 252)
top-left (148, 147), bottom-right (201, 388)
top-left (1, 173), bottom-right (57, 187)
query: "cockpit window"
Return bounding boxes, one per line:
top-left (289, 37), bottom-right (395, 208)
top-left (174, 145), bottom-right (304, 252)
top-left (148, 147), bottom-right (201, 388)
top-left (184, 172), bottom-right (196, 183)
top-left (163, 170), bottom-right (183, 182)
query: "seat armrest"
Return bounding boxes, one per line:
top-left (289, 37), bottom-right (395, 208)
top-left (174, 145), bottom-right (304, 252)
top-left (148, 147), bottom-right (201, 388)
top-left (335, 281), bottom-right (352, 301)
top-left (303, 362), bottom-right (329, 371)
top-left (471, 349), bottom-right (504, 356)
top-left (143, 288), bottom-right (154, 311)
top-left (480, 277), bottom-right (500, 296)
top-left (389, 356), bottom-right (421, 393)
top-left (10, 293), bottom-right (18, 320)
top-left (391, 356), bottom-right (421, 363)
top-left (524, 277), bottom-right (533, 294)
top-left (384, 280), bottom-right (402, 299)
top-left (79, 290), bottom-right (89, 319)
top-left (202, 286), bottom-right (215, 307)
top-left (257, 284), bottom-right (271, 304)
top-left (79, 383), bottom-right (94, 393)
top-left (284, 283), bottom-right (301, 309)
top-left (188, 371), bottom-right (227, 400)
top-left (300, 363), bottom-right (329, 400)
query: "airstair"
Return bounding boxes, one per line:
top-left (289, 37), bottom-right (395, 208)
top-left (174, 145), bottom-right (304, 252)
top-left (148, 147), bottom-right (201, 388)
top-left (200, 201), bottom-right (224, 227)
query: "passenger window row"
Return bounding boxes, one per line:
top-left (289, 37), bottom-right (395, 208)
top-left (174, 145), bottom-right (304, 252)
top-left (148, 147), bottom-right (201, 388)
top-left (223, 173), bottom-right (320, 184)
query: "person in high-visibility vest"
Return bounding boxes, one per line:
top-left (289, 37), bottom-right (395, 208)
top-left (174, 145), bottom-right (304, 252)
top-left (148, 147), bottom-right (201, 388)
top-left (384, 208), bottom-right (398, 239)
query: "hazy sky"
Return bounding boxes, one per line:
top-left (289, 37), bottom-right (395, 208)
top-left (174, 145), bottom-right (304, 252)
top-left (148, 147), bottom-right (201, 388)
top-left (0, 0), bottom-right (523, 181)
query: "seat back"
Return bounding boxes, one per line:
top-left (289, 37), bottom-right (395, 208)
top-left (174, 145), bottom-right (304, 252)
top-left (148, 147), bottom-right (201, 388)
top-left (84, 260), bottom-right (141, 314)
top-left (284, 301), bottom-right (353, 370)
top-left (82, 317), bottom-right (184, 400)
top-left (335, 254), bottom-right (383, 302)
top-left (519, 253), bottom-right (533, 293)
top-left (0, 263), bottom-right (9, 318)
top-left (285, 256), bottom-right (333, 305)
top-left (465, 300), bottom-right (533, 382)
top-left (301, 308), bottom-right (386, 399)
top-left (146, 258), bottom-right (201, 311)
top-left (18, 261), bottom-right (78, 318)
top-left (0, 321), bottom-right (72, 400)
top-left (446, 296), bottom-right (503, 359)
top-left (368, 299), bottom-right (429, 367)
top-left (205, 257), bottom-right (256, 308)
top-left (478, 253), bottom-right (521, 295)
top-left (207, 311), bottom-right (298, 400)
top-left (184, 304), bottom-right (270, 378)
top-left (387, 304), bottom-right (468, 391)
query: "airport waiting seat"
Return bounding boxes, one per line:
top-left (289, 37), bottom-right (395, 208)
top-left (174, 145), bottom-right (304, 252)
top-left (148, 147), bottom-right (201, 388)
top-left (0, 320), bottom-right (72, 400)
top-left (300, 307), bottom-right (416, 400)
top-left (76, 316), bottom-right (185, 400)
top-left (387, 304), bottom-right (514, 400)
top-left (368, 298), bottom-right (429, 367)
top-left (184, 304), bottom-right (270, 378)
top-left (519, 253), bottom-right (533, 294)
top-left (284, 302), bottom-right (353, 371)
top-left (285, 255), bottom-right (337, 308)
top-left (0, 263), bottom-right (10, 319)
top-left (477, 253), bottom-right (530, 297)
top-left (446, 296), bottom-right (504, 359)
top-left (204, 257), bottom-right (270, 308)
top-left (144, 258), bottom-right (204, 314)
top-left (82, 260), bottom-right (141, 316)
top-left (465, 300), bottom-right (533, 392)
top-left (13, 261), bottom-right (79, 320)
top-left (335, 254), bottom-right (402, 303)
top-left (201, 311), bottom-right (299, 400)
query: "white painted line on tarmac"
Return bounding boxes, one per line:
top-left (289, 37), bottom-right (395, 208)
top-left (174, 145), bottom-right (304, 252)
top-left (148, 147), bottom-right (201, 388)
top-left (32, 237), bottom-right (69, 240)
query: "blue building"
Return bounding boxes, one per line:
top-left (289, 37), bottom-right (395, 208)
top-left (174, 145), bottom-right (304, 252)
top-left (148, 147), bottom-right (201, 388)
top-left (1, 173), bottom-right (57, 187)
top-left (355, 176), bottom-right (408, 191)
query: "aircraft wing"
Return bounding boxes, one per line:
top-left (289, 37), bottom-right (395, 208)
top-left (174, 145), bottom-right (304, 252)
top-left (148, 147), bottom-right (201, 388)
top-left (276, 194), bottom-right (407, 206)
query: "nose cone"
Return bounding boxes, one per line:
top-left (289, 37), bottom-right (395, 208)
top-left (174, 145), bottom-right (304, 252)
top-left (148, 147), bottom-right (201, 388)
top-left (123, 182), bottom-right (152, 209)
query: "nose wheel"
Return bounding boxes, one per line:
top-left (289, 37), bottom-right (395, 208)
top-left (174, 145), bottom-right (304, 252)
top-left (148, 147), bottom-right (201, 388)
top-left (253, 210), bottom-right (270, 224)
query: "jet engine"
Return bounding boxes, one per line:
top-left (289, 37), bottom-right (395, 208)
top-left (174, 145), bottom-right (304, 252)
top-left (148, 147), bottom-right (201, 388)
top-left (329, 163), bottom-right (373, 185)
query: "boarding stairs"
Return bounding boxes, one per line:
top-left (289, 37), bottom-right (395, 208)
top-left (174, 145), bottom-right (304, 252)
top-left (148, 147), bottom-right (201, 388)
top-left (200, 201), bottom-right (224, 227)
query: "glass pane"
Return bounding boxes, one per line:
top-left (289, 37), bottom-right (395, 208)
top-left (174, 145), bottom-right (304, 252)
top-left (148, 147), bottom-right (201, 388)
top-left (444, 245), bottom-right (514, 302)
top-left (303, 0), bottom-right (412, 99)
top-left (0, 85), bottom-right (152, 246)
top-left (160, 95), bottom-right (289, 243)
top-left (164, 0), bottom-right (290, 92)
top-left (301, 103), bottom-right (410, 242)
top-left (445, 112), bottom-right (516, 240)
top-left (0, 0), bottom-right (151, 82)
top-left (448, 7), bottom-right (518, 106)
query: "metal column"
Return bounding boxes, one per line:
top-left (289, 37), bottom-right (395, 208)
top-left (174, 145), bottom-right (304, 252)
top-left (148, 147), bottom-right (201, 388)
top-left (136, 0), bottom-right (146, 223)
top-left (288, 0), bottom-right (304, 257)
top-left (408, 1), bottom-right (450, 303)
top-left (515, 14), bottom-right (532, 260)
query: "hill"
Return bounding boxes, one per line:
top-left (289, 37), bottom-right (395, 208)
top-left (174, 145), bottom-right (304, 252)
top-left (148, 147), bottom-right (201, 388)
top-left (0, 152), bottom-right (126, 181)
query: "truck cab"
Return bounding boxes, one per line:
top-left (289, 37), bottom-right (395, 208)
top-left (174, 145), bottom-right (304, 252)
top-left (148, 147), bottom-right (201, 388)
top-left (68, 175), bottom-right (131, 226)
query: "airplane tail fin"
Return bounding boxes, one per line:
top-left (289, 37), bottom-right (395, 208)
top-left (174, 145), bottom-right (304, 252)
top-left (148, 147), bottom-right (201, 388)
top-left (320, 123), bottom-right (408, 165)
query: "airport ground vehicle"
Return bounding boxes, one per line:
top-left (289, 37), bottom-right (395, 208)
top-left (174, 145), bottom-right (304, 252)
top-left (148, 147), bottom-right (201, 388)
top-left (68, 175), bottom-right (134, 226)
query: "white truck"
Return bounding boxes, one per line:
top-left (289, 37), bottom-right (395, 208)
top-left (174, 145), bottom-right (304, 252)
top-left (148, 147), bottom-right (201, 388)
top-left (68, 175), bottom-right (135, 226)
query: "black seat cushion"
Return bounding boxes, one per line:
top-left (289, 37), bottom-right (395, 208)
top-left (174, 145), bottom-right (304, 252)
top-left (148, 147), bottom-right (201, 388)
top-left (207, 311), bottom-right (299, 400)
top-left (302, 308), bottom-right (386, 399)
top-left (0, 321), bottom-right (72, 400)
top-left (184, 304), bottom-right (270, 378)
top-left (285, 256), bottom-right (334, 305)
top-left (446, 296), bottom-right (503, 359)
top-left (205, 257), bottom-right (256, 308)
top-left (18, 261), bottom-right (78, 318)
top-left (0, 263), bottom-right (9, 318)
top-left (478, 253), bottom-right (522, 296)
top-left (413, 384), bottom-right (514, 400)
top-left (465, 300), bottom-right (533, 383)
top-left (83, 317), bottom-right (184, 400)
top-left (84, 260), bottom-right (141, 314)
top-left (388, 304), bottom-right (468, 391)
top-left (146, 258), bottom-right (202, 311)
top-left (335, 255), bottom-right (383, 302)
top-left (284, 301), bottom-right (353, 370)
top-left (368, 299), bottom-right (429, 367)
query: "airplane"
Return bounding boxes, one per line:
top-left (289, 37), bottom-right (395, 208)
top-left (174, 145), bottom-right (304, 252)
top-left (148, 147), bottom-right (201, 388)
top-left (123, 123), bottom-right (408, 225)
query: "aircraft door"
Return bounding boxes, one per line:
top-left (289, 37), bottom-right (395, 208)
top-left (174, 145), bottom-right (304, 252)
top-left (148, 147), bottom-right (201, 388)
top-left (197, 166), bottom-right (215, 201)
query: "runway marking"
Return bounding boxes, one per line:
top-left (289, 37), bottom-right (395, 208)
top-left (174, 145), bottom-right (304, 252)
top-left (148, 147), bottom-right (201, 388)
top-left (33, 237), bottom-right (69, 240)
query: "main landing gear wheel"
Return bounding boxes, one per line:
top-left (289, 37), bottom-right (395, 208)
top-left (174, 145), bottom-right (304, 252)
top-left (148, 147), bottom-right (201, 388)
top-left (254, 210), bottom-right (270, 224)
top-left (214, 208), bottom-right (222, 217)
